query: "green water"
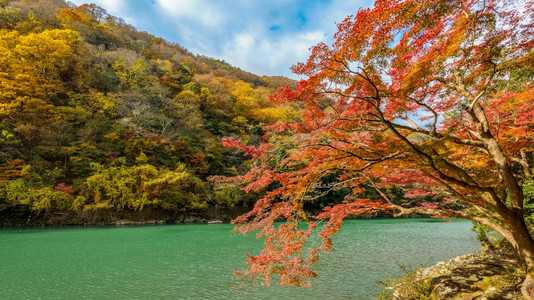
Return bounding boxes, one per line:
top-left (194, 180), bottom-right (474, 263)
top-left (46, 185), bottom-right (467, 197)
top-left (0, 218), bottom-right (479, 299)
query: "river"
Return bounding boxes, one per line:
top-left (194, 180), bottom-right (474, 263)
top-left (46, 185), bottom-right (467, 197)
top-left (0, 218), bottom-right (479, 299)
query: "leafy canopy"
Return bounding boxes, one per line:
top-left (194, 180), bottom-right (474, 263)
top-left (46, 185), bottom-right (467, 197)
top-left (220, 0), bottom-right (534, 287)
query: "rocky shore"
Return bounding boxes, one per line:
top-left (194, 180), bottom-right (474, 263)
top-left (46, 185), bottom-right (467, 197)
top-left (388, 249), bottom-right (524, 299)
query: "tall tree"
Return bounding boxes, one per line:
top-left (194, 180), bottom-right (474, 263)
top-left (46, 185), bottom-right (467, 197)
top-left (221, 0), bottom-right (534, 296)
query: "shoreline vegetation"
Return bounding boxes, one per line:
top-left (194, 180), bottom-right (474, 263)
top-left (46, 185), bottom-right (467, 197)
top-left (0, 207), bottom-right (423, 227)
top-left (0, 206), bottom-right (253, 227)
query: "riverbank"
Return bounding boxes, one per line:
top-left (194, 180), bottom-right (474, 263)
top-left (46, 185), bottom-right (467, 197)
top-left (0, 206), bottom-right (253, 226)
top-left (0, 205), bottom-right (422, 227)
top-left (385, 248), bottom-right (524, 299)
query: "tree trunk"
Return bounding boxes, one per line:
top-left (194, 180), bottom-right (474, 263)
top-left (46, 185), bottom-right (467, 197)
top-left (507, 215), bottom-right (534, 299)
top-left (520, 150), bottom-right (532, 180)
top-left (523, 274), bottom-right (534, 300)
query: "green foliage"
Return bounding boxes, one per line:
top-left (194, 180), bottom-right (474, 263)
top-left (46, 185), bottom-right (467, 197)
top-left (378, 264), bottom-right (434, 300)
top-left (523, 180), bottom-right (534, 233)
top-left (211, 187), bottom-right (242, 207)
top-left (0, 0), bottom-right (296, 216)
top-left (471, 222), bottom-right (506, 250)
top-left (182, 82), bottom-right (201, 94)
top-left (471, 179), bottom-right (534, 250)
top-left (135, 152), bottom-right (148, 164)
top-left (1, 176), bottom-right (73, 211)
top-left (78, 162), bottom-right (207, 211)
top-left (0, 5), bottom-right (24, 29)
top-left (0, 125), bottom-right (20, 161)
top-left (113, 57), bottom-right (153, 90)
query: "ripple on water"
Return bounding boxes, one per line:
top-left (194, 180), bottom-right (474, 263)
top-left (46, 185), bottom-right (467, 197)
top-left (0, 219), bottom-right (479, 299)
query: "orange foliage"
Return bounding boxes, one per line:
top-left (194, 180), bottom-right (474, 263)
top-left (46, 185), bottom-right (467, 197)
top-left (221, 0), bottom-right (534, 287)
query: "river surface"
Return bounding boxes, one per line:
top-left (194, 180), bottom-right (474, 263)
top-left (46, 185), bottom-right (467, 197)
top-left (0, 218), bottom-right (479, 299)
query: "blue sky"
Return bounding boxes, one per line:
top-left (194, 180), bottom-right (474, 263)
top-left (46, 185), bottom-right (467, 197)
top-left (69, 0), bottom-right (371, 78)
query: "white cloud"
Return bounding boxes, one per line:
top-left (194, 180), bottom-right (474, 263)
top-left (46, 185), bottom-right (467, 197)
top-left (220, 30), bottom-right (326, 77)
top-left (69, 0), bottom-right (374, 78)
top-left (104, 0), bottom-right (124, 12)
top-left (149, 0), bottom-right (344, 77)
top-left (155, 0), bottom-right (225, 28)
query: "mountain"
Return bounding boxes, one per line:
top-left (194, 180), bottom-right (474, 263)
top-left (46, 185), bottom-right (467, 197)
top-left (0, 0), bottom-right (299, 223)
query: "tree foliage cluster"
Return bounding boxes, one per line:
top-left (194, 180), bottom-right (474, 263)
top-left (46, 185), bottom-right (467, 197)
top-left (217, 0), bottom-right (534, 295)
top-left (0, 0), bottom-right (300, 213)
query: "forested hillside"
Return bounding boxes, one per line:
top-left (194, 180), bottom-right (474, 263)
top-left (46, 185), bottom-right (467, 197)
top-left (0, 0), bottom-right (299, 220)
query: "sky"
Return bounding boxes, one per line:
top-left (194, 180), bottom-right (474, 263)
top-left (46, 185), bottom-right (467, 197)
top-left (68, 0), bottom-right (372, 78)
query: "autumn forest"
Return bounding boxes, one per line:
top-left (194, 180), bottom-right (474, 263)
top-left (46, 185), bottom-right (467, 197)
top-left (0, 0), bottom-right (302, 217)
top-left (1, 0), bottom-right (534, 298)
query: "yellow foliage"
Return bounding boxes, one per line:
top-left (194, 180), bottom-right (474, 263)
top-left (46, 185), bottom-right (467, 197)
top-left (228, 80), bottom-right (300, 124)
top-left (103, 132), bottom-right (119, 141)
top-left (253, 106), bottom-right (301, 124)
top-left (56, 105), bottom-right (91, 123)
top-left (230, 80), bottom-right (263, 107)
top-left (135, 152), bottom-right (149, 164)
top-left (0, 29), bottom-right (79, 118)
top-left (113, 57), bottom-right (154, 89)
top-left (2, 179), bottom-right (73, 211)
top-left (154, 59), bottom-right (173, 74)
top-left (57, 8), bottom-right (92, 27)
top-left (68, 91), bottom-right (117, 115)
top-left (81, 163), bottom-right (208, 211)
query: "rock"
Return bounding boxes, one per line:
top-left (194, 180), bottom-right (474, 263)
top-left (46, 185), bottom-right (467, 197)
top-left (457, 296), bottom-right (477, 300)
top-left (115, 220), bottom-right (131, 225)
top-left (388, 249), bottom-right (521, 299)
top-left (468, 274), bottom-right (481, 281)
top-left (208, 220), bottom-right (223, 224)
top-left (435, 284), bottom-right (459, 298)
top-left (431, 275), bottom-right (449, 286)
top-left (451, 276), bottom-right (469, 285)
top-left (483, 286), bottom-right (497, 296)
top-left (184, 216), bottom-right (197, 223)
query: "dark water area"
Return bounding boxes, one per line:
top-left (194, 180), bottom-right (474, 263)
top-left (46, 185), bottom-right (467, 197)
top-left (0, 218), bottom-right (479, 299)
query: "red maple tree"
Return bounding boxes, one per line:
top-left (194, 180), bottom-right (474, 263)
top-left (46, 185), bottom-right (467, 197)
top-left (216, 0), bottom-right (534, 296)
